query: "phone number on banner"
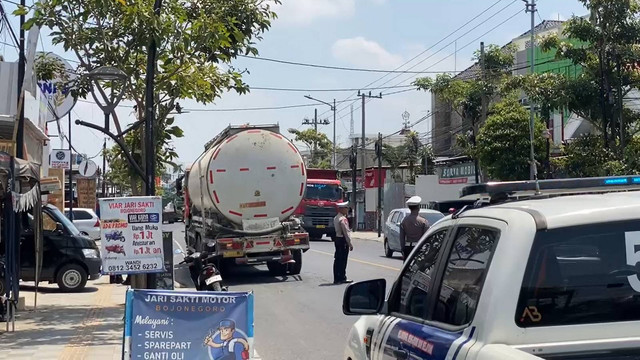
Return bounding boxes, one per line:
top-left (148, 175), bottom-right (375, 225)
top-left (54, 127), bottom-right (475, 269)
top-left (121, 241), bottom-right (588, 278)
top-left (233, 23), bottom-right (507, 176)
top-left (104, 258), bottom-right (165, 275)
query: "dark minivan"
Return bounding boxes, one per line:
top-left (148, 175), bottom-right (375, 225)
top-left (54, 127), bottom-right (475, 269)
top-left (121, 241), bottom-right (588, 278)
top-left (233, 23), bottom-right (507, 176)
top-left (17, 204), bottom-right (102, 292)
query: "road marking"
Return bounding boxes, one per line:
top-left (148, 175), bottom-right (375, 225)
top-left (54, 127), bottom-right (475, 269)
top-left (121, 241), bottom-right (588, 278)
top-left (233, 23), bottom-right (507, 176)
top-left (310, 249), bottom-right (401, 271)
top-left (173, 235), bottom-right (185, 253)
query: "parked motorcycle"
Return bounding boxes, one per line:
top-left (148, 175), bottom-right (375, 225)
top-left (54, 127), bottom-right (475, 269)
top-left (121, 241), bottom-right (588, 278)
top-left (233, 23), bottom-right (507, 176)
top-left (174, 248), bottom-right (225, 291)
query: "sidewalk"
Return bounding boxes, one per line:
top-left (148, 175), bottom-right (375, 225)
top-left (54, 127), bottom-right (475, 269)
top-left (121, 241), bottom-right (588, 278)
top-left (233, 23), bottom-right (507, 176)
top-left (0, 277), bottom-right (127, 360)
top-left (351, 231), bottom-right (384, 242)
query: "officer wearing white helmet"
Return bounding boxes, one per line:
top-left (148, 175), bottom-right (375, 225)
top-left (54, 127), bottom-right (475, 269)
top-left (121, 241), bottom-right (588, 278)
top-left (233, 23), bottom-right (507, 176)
top-left (332, 201), bottom-right (354, 284)
top-left (399, 196), bottom-right (429, 258)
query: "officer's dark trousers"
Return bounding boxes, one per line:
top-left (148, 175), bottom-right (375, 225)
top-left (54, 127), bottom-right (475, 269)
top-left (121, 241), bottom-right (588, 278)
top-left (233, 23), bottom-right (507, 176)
top-left (333, 236), bottom-right (350, 283)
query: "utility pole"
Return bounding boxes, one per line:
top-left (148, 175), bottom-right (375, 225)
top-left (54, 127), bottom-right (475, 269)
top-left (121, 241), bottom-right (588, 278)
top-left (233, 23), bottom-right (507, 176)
top-left (358, 91), bottom-right (382, 224)
top-left (102, 138), bottom-right (107, 197)
top-left (350, 141), bottom-right (357, 232)
top-left (16, 0), bottom-right (25, 159)
top-left (333, 99), bottom-right (336, 167)
top-left (375, 133), bottom-right (383, 238)
top-left (142, 0), bottom-right (163, 290)
top-left (301, 108), bottom-right (329, 165)
top-left (68, 113), bottom-right (73, 220)
top-left (524, 0), bottom-right (539, 190)
top-left (476, 41), bottom-right (486, 184)
top-left (305, 96), bottom-right (338, 167)
top-left (618, 57), bottom-right (625, 150)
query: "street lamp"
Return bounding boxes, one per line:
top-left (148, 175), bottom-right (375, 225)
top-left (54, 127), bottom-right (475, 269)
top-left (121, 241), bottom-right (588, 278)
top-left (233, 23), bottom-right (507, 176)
top-left (86, 66), bottom-right (128, 199)
top-left (87, 66), bottom-right (128, 133)
top-left (304, 95), bottom-right (337, 168)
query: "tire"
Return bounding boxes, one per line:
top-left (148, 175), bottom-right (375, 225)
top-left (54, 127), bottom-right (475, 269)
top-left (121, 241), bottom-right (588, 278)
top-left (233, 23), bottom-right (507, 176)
top-left (195, 234), bottom-right (203, 252)
top-left (384, 239), bottom-right (393, 258)
top-left (56, 264), bottom-right (88, 292)
top-left (288, 249), bottom-right (302, 275)
top-left (266, 261), bottom-right (287, 276)
top-left (210, 281), bottom-right (222, 291)
top-left (402, 247), bottom-right (411, 260)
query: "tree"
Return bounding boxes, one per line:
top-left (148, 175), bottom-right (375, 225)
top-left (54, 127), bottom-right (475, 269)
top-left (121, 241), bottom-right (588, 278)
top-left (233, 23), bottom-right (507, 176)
top-left (414, 44), bottom-right (516, 126)
top-left (404, 131), bottom-right (421, 183)
top-left (539, 0), bottom-right (640, 151)
top-left (414, 44), bottom-right (516, 177)
top-left (380, 144), bottom-right (406, 182)
top-left (287, 128), bottom-right (333, 169)
top-left (25, 0), bottom-right (279, 193)
top-left (502, 72), bottom-right (569, 175)
top-left (379, 132), bottom-right (433, 184)
top-left (563, 134), bottom-right (626, 177)
top-left (475, 98), bottom-right (546, 181)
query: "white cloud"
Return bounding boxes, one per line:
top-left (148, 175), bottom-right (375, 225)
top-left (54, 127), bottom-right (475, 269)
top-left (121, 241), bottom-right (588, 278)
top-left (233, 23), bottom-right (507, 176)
top-left (271, 0), bottom-right (385, 26)
top-left (272, 0), bottom-right (356, 26)
top-left (331, 37), bottom-right (404, 68)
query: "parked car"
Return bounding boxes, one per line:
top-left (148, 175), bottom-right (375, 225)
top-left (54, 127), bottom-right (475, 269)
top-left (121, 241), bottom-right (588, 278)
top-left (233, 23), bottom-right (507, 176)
top-left (384, 208), bottom-right (444, 258)
top-left (18, 204), bottom-right (102, 292)
top-left (65, 208), bottom-right (101, 240)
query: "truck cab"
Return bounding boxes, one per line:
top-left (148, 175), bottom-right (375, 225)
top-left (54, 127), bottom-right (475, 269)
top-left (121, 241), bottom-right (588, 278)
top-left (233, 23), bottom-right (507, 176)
top-left (297, 169), bottom-right (344, 240)
top-left (343, 176), bottom-right (640, 360)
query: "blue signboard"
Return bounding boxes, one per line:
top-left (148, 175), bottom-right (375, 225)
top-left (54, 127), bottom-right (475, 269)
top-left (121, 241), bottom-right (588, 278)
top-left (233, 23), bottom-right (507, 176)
top-left (123, 289), bottom-right (254, 360)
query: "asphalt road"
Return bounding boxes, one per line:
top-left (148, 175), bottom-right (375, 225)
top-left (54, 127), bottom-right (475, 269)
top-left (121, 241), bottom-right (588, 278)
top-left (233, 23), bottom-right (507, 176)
top-left (164, 223), bottom-right (402, 360)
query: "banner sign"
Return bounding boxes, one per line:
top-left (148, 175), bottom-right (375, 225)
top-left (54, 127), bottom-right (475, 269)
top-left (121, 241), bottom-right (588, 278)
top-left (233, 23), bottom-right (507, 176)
top-left (99, 196), bottom-right (164, 275)
top-left (364, 168), bottom-right (386, 189)
top-left (123, 289), bottom-right (255, 360)
top-left (37, 52), bottom-right (77, 122)
top-left (438, 162), bottom-right (476, 185)
top-left (76, 178), bottom-right (97, 209)
top-left (50, 149), bottom-right (70, 169)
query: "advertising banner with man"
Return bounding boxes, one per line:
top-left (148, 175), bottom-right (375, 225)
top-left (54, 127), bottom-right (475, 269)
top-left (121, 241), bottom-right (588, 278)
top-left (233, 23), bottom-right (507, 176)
top-left (123, 290), bottom-right (255, 360)
top-left (99, 196), bottom-right (164, 275)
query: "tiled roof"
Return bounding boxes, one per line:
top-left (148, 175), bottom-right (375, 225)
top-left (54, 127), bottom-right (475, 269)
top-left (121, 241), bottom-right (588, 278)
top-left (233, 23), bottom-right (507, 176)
top-left (452, 20), bottom-right (565, 80)
top-left (516, 20), bottom-right (565, 39)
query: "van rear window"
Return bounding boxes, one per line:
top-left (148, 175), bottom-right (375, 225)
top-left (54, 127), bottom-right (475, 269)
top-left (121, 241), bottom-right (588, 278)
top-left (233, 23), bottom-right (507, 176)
top-left (516, 221), bottom-right (640, 327)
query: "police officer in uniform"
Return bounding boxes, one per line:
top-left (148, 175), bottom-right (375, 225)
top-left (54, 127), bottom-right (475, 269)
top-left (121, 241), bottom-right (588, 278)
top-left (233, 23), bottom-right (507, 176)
top-left (399, 196), bottom-right (429, 259)
top-left (333, 201), bottom-right (354, 284)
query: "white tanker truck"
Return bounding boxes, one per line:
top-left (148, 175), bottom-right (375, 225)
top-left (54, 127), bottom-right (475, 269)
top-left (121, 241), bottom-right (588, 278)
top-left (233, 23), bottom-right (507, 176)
top-left (184, 124), bottom-right (310, 275)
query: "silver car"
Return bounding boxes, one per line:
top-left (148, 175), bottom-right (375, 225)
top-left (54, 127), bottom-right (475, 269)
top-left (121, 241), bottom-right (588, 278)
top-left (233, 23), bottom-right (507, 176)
top-left (65, 208), bottom-right (101, 240)
top-left (383, 208), bottom-right (444, 258)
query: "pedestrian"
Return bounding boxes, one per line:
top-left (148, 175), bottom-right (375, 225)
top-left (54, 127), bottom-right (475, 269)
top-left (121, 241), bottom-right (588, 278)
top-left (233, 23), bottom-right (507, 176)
top-left (333, 201), bottom-right (354, 284)
top-left (399, 196), bottom-right (429, 259)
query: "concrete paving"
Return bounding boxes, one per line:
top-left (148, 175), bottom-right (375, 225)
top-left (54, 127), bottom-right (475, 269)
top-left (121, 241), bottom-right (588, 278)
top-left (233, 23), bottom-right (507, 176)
top-left (351, 230), bottom-right (384, 242)
top-left (0, 277), bottom-right (127, 360)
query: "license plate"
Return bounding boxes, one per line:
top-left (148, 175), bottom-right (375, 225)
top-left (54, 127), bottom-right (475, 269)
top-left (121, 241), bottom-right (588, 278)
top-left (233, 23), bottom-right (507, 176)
top-left (205, 275), bottom-right (222, 285)
top-left (316, 225), bottom-right (326, 229)
top-left (223, 250), bottom-right (243, 258)
top-left (242, 217), bottom-right (280, 231)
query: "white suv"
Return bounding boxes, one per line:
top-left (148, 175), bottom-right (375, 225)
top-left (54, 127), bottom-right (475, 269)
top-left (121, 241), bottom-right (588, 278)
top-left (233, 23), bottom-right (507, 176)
top-left (65, 208), bottom-right (100, 240)
top-left (343, 176), bottom-right (640, 360)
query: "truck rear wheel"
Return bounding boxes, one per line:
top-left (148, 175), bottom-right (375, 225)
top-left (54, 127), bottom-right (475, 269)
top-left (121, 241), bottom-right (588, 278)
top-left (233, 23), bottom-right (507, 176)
top-left (288, 249), bottom-right (302, 275)
top-left (267, 261), bottom-right (287, 276)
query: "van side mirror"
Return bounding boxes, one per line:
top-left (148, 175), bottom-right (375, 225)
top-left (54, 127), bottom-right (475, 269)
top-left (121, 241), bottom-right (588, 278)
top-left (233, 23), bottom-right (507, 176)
top-left (55, 222), bottom-right (65, 234)
top-left (343, 279), bottom-right (386, 315)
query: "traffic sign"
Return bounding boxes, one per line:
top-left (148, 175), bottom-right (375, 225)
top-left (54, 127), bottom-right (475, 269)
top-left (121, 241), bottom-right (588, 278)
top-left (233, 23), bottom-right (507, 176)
top-left (78, 159), bottom-right (98, 178)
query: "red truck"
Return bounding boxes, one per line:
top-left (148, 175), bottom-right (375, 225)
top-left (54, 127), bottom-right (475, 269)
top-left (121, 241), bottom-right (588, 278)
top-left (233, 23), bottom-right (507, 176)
top-left (295, 169), bottom-right (344, 240)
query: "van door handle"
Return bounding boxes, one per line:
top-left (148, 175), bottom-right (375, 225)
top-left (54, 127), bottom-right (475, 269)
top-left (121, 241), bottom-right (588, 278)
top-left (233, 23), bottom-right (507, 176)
top-left (392, 349), bottom-right (408, 359)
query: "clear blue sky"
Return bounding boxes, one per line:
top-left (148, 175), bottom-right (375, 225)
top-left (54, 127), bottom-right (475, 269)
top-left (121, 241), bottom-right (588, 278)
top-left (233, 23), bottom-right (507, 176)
top-left (0, 0), bottom-right (587, 167)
